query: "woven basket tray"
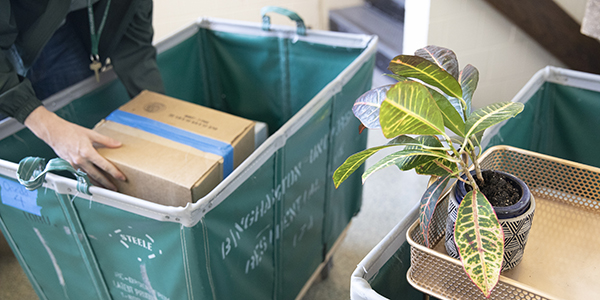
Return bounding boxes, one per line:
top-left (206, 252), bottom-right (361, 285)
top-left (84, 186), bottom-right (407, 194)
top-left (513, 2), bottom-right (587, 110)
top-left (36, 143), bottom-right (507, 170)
top-left (406, 146), bottom-right (600, 300)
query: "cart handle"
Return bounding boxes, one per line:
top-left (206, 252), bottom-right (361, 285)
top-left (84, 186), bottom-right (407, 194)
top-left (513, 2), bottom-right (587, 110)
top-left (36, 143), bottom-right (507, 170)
top-left (17, 157), bottom-right (92, 195)
top-left (261, 6), bottom-right (306, 36)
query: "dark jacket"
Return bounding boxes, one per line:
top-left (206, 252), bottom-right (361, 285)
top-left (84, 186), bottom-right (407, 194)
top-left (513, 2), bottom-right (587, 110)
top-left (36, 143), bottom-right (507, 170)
top-left (0, 0), bottom-right (164, 123)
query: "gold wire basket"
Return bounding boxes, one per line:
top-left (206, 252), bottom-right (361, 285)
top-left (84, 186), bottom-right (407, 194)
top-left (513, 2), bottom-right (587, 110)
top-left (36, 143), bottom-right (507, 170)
top-left (406, 146), bottom-right (600, 300)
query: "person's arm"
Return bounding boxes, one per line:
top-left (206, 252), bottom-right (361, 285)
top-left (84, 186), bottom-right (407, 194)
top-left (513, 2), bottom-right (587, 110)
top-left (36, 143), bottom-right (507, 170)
top-left (0, 0), bottom-right (42, 124)
top-left (1, 3), bottom-right (125, 190)
top-left (24, 106), bottom-right (126, 190)
top-left (110, 0), bottom-right (165, 97)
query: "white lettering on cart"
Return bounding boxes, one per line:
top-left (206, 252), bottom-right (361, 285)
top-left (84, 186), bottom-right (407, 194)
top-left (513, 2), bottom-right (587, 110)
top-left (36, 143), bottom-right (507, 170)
top-left (113, 272), bottom-right (170, 300)
top-left (330, 110), bottom-right (354, 137)
top-left (309, 135), bottom-right (328, 164)
top-left (221, 160), bottom-right (304, 259)
top-left (221, 130), bottom-right (329, 265)
top-left (120, 234), bottom-right (153, 251)
top-left (244, 178), bottom-right (321, 274)
top-left (219, 109), bottom-right (355, 271)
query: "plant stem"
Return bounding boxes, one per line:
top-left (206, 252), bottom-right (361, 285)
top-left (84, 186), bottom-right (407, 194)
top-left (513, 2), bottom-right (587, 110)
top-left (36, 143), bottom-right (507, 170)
top-left (464, 165), bottom-right (479, 190)
top-left (442, 133), bottom-right (461, 159)
top-left (458, 158), bottom-right (479, 190)
top-left (470, 150), bottom-right (484, 182)
top-left (466, 139), bottom-right (484, 183)
top-left (456, 175), bottom-right (469, 185)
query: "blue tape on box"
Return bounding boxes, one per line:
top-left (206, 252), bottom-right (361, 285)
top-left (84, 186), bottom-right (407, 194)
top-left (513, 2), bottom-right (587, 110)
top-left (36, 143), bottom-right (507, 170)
top-left (0, 178), bottom-right (42, 216)
top-left (106, 110), bottom-right (234, 177)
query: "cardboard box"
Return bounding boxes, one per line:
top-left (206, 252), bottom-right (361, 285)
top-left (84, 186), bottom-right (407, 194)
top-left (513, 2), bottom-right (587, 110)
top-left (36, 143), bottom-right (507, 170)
top-left (94, 91), bottom-right (255, 206)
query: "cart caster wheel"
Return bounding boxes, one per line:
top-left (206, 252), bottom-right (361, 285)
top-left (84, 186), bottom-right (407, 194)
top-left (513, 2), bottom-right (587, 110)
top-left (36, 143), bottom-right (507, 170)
top-left (320, 257), bottom-right (334, 280)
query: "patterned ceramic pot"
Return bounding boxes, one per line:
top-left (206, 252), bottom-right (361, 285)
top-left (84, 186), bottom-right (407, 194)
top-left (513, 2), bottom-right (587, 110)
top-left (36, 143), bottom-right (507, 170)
top-left (444, 170), bottom-right (536, 272)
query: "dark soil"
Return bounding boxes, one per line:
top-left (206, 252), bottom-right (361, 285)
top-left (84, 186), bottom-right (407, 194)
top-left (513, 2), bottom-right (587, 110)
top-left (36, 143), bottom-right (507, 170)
top-left (465, 170), bottom-right (521, 207)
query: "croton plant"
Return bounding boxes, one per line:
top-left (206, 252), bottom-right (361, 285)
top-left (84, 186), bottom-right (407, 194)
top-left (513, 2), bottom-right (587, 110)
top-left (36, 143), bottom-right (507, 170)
top-left (333, 45), bottom-right (524, 297)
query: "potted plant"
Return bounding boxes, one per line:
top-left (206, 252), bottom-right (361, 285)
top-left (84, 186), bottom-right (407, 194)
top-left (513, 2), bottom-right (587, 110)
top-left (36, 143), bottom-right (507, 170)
top-left (333, 45), bottom-right (534, 297)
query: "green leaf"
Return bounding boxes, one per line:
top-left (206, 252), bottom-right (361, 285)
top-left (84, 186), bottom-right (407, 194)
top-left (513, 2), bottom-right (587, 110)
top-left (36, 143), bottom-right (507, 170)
top-left (352, 85), bottom-right (393, 129)
top-left (395, 136), bottom-right (447, 171)
top-left (415, 158), bottom-right (458, 176)
top-left (459, 64), bottom-right (479, 116)
top-left (420, 175), bottom-right (450, 247)
top-left (465, 102), bottom-right (524, 138)
top-left (415, 45), bottom-right (459, 79)
top-left (448, 96), bottom-right (465, 119)
top-left (385, 73), bottom-right (408, 82)
top-left (362, 149), bottom-right (451, 182)
top-left (333, 146), bottom-right (388, 188)
top-left (380, 81), bottom-right (445, 138)
top-left (387, 135), bottom-right (421, 147)
top-left (429, 89), bottom-right (465, 137)
top-left (388, 55), bottom-right (463, 101)
top-left (388, 135), bottom-right (449, 150)
top-left (454, 190), bottom-right (504, 297)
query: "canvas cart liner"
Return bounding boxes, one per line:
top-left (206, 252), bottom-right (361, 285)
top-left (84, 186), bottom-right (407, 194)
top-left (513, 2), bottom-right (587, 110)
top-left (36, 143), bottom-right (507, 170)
top-left (0, 12), bottom-right (377, 300)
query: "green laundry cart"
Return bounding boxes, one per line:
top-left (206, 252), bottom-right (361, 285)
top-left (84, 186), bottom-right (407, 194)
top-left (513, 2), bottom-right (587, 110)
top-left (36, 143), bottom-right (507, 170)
top-left (482, 66), bottom-right (600, 168)
top-left (0, 8), bottom-right (377, 300)
top-left (350, 66), bottom-right (600, 299)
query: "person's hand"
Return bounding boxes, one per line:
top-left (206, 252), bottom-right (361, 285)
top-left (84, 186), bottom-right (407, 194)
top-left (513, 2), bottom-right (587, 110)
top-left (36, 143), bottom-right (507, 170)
top-left (24, 106), bottom-right (126, 191)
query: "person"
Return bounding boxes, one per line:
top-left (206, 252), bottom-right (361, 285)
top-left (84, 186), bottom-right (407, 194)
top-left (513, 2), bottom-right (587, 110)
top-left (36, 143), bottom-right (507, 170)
top-left (0, 0), bottom-right (165, 191)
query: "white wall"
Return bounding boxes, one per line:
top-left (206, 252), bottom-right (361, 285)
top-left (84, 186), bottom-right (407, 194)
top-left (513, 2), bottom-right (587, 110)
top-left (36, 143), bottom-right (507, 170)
top-left (405, 0), bottom-right (588, 109)
top-left (152, 0), bottom-right (362, 42)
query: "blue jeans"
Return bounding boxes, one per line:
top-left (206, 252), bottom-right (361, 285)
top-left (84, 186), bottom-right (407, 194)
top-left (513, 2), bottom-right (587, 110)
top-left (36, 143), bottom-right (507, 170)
top-left (26, 16), bottom-right (94, 100)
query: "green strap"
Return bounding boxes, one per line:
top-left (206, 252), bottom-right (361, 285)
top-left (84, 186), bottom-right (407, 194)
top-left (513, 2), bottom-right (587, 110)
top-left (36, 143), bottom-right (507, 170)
top-left (260, 6), bottom-right (306, 36)
top-left (17, 157), bottom-right (92, 195)
top-left (87, 0), bottom-right (112, 60)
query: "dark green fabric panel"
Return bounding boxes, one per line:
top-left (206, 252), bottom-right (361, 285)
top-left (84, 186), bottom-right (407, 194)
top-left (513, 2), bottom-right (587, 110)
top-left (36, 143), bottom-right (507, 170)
top-left (549, 83), bottom-right (600, 167)
top-left (200, 154), bottom-right (277, 300)
top-left (485, 85), bottom-right (544, 152)
top-left (323, 55), bottom-right (374, 252)
top-left (0, 129), bottom-right (54, 164)
top-left (287, 41), bottom-right (364, 116)
top-left (0, 177), bottom-right (104, 299)
top-left (369, 241), bottom-right (424, 300)
top-left (74, 198), bottom-right (201, 300)
top-left (157, 34), bottom-right (205, 105)
top-left (486, 82), bottom-right (600, 168)
top-left (280, 100), bottom-right (332, 300)
top-left (200, 30), bottom-right (285, 133)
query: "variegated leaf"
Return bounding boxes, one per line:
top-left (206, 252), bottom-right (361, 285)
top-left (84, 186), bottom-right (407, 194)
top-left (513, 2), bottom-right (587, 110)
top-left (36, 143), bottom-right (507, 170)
top-left (429, 88), bottom-right (465, 137)
top-left (362, 149), bottom-right (450, 182)
top-left (415, 45), bottom-right (460, 79)
top-left (333, 145), bottom-right (393, 188)
top-left (385, 73), bottom-right (407, 82)
top-left (415, 158), bottom-right (458, 177)
top-left (459, 64), bottom-right (479, 116)
top-left (395, 136), bottom-right (447, 171)
top-left (388, 135), bottom-right (421, 147)
top-left (420, 175), bottom-right (450, 247)
top-left (447, 96), bottom-right (465, 120)
top-left (380, 81), bottom-right (444, 138)
top-left (352, 85), bottom-right (394, 129)
top-left (451, 130), bottom-right (484, 146)
top-left (388, 55), bottom-right (463, 101)
top-left (465, 102), bottom-right (524, 138)
top-left (454, 190), bottom-right (504, 297)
